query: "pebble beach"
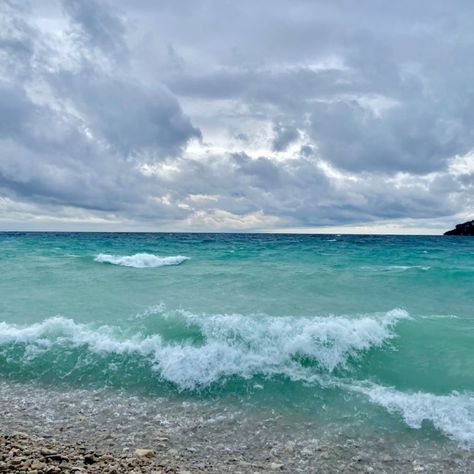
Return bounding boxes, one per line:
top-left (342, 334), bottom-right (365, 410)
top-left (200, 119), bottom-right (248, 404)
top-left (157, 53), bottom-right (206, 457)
top-left (1, 381), bottom-right (473, 473)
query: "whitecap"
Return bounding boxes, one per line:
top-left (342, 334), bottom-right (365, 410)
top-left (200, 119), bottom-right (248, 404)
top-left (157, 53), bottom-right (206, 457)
top-left (94, 253), bottom-right (189, 268)
top-left (0, 308), bottom-right (408, 389)
top-left (348, 381), bottom-right (474, 446)
top-left (2, 309), bottom-right (472, 445)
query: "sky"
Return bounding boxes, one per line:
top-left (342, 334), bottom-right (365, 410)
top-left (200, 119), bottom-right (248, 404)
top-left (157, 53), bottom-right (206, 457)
top-left (0, 0), bottom-right (473, 234)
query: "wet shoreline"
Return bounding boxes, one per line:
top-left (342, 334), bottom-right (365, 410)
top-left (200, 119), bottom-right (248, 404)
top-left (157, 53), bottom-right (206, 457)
top-left (1, 381), bottom-right (473, 473)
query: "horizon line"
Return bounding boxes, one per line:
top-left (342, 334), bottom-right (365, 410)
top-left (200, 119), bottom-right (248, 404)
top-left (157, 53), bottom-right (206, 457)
top-left (0, 229), bottom-right (449, 236)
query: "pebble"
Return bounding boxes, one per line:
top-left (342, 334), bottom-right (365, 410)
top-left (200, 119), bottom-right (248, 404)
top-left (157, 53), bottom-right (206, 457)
top-left (269, 462), bottom-right (284, 470)
top-left (1, 382), bottom-right (474, 474)
top-left (0, 434), bottom-right (170, 473)
top-left (134, 448), bottom-right (156, 458)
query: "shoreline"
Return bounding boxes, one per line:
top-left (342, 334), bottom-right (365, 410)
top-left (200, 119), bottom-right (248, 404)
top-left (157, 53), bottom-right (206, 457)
top-left (0, 432), bottom-right (177, 473)
top-left (1, 429), bottom-right (472, 474)
top-left (1, 381), bottom-right (473, 473)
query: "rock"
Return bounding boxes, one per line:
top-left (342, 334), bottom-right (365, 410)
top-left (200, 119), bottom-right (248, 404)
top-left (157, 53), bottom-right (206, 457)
top-left (413, 460), bottom-right (425, 472)
top-left (84, 454), bottom-right (96, 464)
top-left (270, 462), bottom-right (284, 470)
top-left (41, 448), bottom-right (58, 456)
top-left (153, 430), bottom-right (169, 441)
top-left (31, 459), bottom-right (48, 470)
top-left (444, 220), bottom-right (474, 235)
top-left (285, 441), bottom-right (295, 454)
top-left (134, 448), bottom-right (155, 458)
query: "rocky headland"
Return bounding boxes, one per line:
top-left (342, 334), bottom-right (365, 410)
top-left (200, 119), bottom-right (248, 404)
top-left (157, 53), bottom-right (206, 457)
top-left (444, 220), bottom-right (474, 235)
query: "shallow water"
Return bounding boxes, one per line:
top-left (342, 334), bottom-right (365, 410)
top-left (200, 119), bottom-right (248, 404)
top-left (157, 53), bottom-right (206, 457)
top-left (0, 232), bottom-right (473, 452)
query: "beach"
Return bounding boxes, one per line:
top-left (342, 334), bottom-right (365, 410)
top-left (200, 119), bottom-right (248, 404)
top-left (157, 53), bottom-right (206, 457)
top-left (1, 381), bottom-right (473, 473)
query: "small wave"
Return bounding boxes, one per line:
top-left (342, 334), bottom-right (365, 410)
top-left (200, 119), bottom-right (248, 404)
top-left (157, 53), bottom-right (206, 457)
top-left (419, 314), bottom-right (460, 320)
top-left (94, 253), bottom-right (189, 268)
top-left (0, 309), bottom-right (408, 390)
top-left (348, 382), bottom-right (474, 446)
top-left (362, 265), bottom-right (431, 273)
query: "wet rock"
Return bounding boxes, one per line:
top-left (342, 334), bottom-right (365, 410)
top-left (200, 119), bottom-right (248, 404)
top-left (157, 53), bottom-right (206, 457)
top-left (83, 454), bottom-right (96, 464)
top-left (1, 382), bottom-right (474, 474)
top-left (134, 448), bottom-right (156, 458)
top-left (269, 462), bottom-right (284, 470)
top-left (413, 460), bottom-right (425, 472)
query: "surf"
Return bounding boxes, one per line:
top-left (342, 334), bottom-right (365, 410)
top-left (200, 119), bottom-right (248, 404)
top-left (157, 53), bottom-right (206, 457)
top-left (94, 253), bottom-right (190, 268)
top-left (0, 308), bottom-right (408, 388)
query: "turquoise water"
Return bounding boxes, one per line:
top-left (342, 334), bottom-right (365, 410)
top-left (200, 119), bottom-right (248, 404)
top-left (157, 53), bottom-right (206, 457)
top-left (0, 232), bottom-right (473, 446)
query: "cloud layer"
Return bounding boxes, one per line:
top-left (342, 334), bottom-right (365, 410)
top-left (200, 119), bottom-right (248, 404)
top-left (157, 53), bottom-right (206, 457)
top-left (0, 0), bottom-right (472, 232)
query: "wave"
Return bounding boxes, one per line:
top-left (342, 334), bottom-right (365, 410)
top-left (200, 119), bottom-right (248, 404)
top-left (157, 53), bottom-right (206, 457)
top-left (0, 309), bottom-right (407, 389)
top-left (94, 253), bottom-right (189, 268)
top-left (362, 265), bottom-right (431, 273)
top-left (348, 382), bottom-right (474, 446)
top-left (3, 309), bottom-right (473, 444)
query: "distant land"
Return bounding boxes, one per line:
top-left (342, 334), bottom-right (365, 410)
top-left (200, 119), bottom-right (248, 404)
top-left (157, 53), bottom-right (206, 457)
top-left (444, 220), bottom-right (474, 235)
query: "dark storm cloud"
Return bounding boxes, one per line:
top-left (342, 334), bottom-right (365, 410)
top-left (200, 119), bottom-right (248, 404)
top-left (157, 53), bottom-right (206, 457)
top-left (272, 123), bottom-right (300, 152)
top-left (61, 0), bottom-right (127, 61)
top-left (136, 0), bottom-right (474, 174)
top-left (0, 0), bottom-right (199, 220)
top-left (0, 0), bottom-right (472, 231)
top-left (52, 71), bottom-right (201, 155)
top-left (309, 99), bottom-right (474, 173)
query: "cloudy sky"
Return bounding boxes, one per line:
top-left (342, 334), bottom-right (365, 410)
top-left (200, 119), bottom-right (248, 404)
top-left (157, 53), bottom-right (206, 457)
top-left (0, 0), bottom-right (473, 233)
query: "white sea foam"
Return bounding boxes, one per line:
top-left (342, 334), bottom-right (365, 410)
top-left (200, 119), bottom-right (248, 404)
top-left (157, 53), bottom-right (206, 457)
top-left (0, 309), bottom-right (408, 389)
top-left (94, 253), bottom-right (189, 268)
top-left (348, 382), bottom-right (474, 446)
top-left (132, 303), bottom-right (167, 320)
top-left (0, 317), bottom-right (162, 357)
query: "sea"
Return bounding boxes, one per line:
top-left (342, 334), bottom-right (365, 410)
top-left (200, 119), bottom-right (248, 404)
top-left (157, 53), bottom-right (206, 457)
top-left (0, 232), bottom-right (473, 469)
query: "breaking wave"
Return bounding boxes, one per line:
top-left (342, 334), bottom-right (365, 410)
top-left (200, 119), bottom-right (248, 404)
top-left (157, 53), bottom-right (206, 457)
top-left (2, 308), bottom-right (473, 444)
top-left (94, 253), bottom-right (189, 268)
top-left (0, 309), bottom-right (408, 389)
top-left (348, 382), bottom-right (474, 446)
